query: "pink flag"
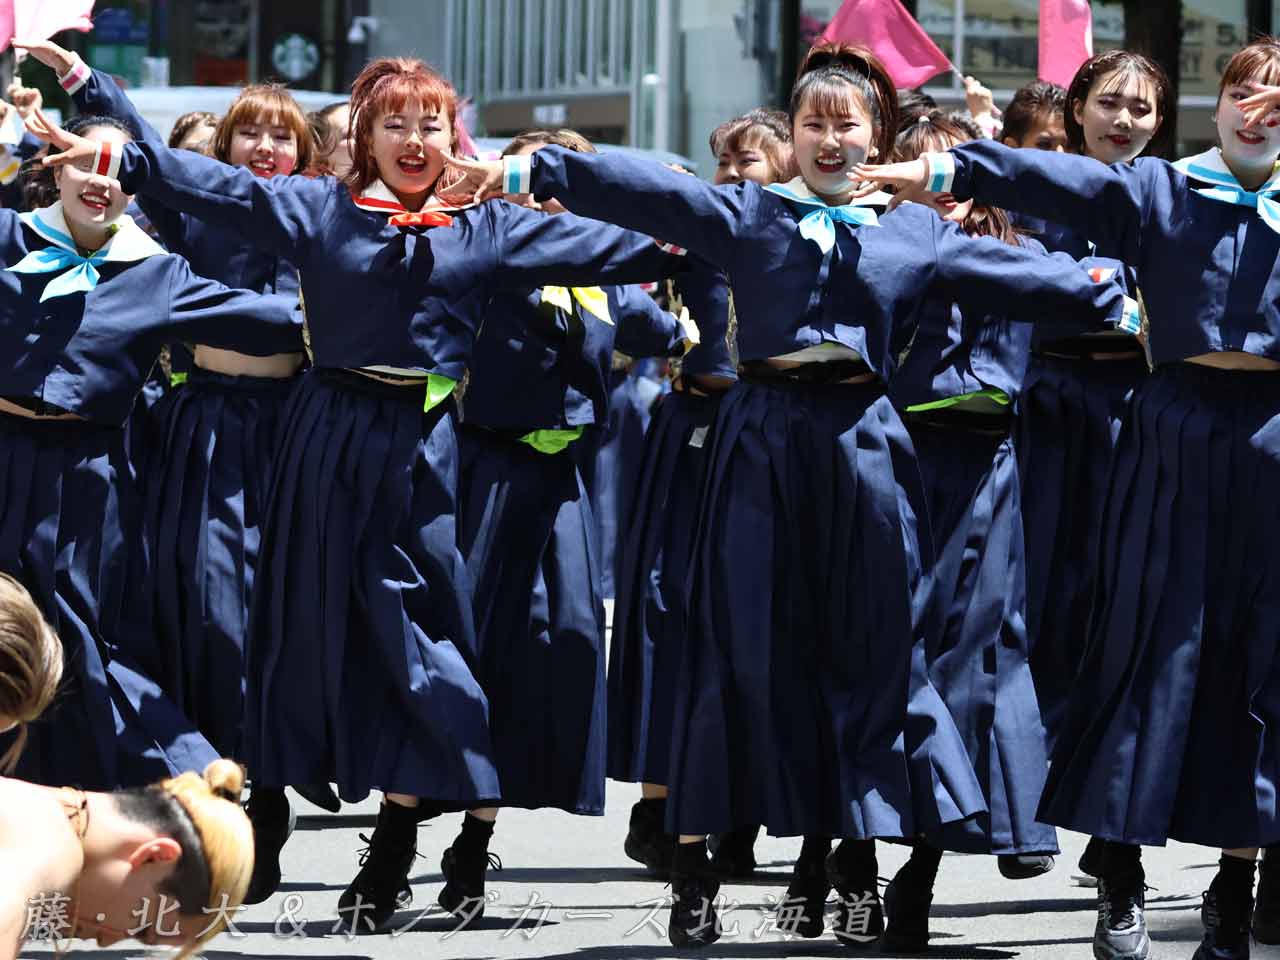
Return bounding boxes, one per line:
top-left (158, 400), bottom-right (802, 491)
top-left (3, 0), bottom-right (95, 52)
top-left (820, 0), bottom-right (952, 89)
top-left (1038, 0), bottom-right (1093, 87)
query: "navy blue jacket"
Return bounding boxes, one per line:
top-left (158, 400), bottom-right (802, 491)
top-left (0, 210), bottom-right (303, 425)
top-left (941, 139), bottom-right (1280, 364)
top-left (673, 258), bottom-right (735, 380)
top-left (465, 283), bottom-right (687, 432)
top-left (507, 146), bottom-right (1132, 381)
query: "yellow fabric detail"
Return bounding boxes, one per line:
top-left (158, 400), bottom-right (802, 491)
top-left (518, 425), bottom-right (584, 454)
top-left (424, 374), bottom-right (458, 412)
top-left (542, 285), bottom-right (613, 325)
top-left (905, 388), bottom-right (1010, 413)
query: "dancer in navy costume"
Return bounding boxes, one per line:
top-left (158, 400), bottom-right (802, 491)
top-left (442, 41), bottom-right (1136, 948)
top-left (1000, 56), bottom-right (1171, 751)
top-left (39, 55), bottom-right (696, 932)
top-left (0, 113), bottom-right (303, 792)
top-left (875, 111), bottom-right (1067, 950)
top-left (44, 46), bottom-right (312, 781)
top-left (610, 109), bottom-right (794, 880)
top-left (452, 128), bottom-right (694, 919)
top-left (858, 35), bottom-right (1280, 960)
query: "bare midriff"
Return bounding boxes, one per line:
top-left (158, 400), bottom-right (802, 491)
top-left (1185, 351), bottom-right (1280, 371)
top-left (193, 346), bottom-right (304, 378)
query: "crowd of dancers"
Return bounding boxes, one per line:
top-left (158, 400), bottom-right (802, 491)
top-left (0, 25), bottom-right (1279, 960)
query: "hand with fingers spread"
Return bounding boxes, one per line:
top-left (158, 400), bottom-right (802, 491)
top-left (436, 153), bottom-right (506, 206)
top-left (849, 157), bottom-right (930, 193)
top-left (12, 39), bottom-right (77, 77)
top-left (25, 107), bottom-right (99, 172)
top-left (1238, 82), bottom-right (1280, 129)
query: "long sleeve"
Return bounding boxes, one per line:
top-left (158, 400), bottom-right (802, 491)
top-left (506, 146), bottom-right (756, 267)
top-left (112, 138), bottom-right (332, 266)
top-left (612, 284), bottom-right (689, 358)
top-left (491, 202), bottom-right (686, 289)
top-left (931, 140), bottom-right (1151, 263)
top-left (160, 262), bottom-right (304, 355)
top-left (926, 215), bottom-right (1134, 333)
top-left (62, 62), bottom-right (192, 251)
top-left (675, 260), bottom-right (734, 379)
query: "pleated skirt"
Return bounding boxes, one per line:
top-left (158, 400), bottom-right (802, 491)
top-left (607, 390), bottom-right (719, 786)
top-left (1017, 355), bottom-right (1148, 742)
top-left (244, 370), bottom-right (499, 807)
top-left (457, 426), bottom-right (606, 814)
top-left (666, 378), bottom-right (987, 838)
top-left (1040, 363), bottom-right (1280, 848)
top-left (906, 414), bottom-right (1057, 855)
top-left (0, 411), bottom-right (216, 789)
top-left (143, 367), bottom-right (298, 758)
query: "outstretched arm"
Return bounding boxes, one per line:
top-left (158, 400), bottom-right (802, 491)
top-left (28, 108), bottom-right (329, 265)
top-left (161, 262), bottom-right (305, 355)
top-left (612, 284), bottom-right (698, 358)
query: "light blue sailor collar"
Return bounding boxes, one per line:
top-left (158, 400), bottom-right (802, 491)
top-left (8, 202), bottom-right (166, 302)
top-left (1173, 147), bottom-right (1280, 234)
top-left (764, 176), bottom-right (886, 254)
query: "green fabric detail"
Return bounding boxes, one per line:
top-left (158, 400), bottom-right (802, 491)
top-left (423, 373), bottom-right (457, 412)
top-left (518, 426), bottom-right (585, 455)
top-left (905, 388), bottom-right (1011, 414)
top-left (169, 371), bottom-right (188, 387)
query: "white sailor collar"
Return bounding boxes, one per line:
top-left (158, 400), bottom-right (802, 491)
top-left (351, 178), bottom-right (476, 217)
top-left (1173, 147), bottom-right (1280, 195)
top-left (764, 176), bottom-right (893, 210)
top-left (19, 202), bottom-right (166, 263)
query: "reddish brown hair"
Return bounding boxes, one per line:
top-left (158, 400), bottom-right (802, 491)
top-left (1221, 36), bottom-right (1280, 97)
top-left (502, 128), bottom-right (596, 156)
top-left (343, 57), bottom-right (459, 196)
top-left (211, 84), bottom-right (313, 173)
top-left (791, 43), bottom-right (899, 162)
top-left (169, 111), bottom-right (219, 150)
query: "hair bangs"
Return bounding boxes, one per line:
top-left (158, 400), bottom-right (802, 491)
top-left (213, 84), bottom-right (313, 170)
top-left (795, 75), bottom-right (871, 121)
top-left (1222, 37), bottom-right (1280, 94)
top-left (1094, 63), bottom-right (1157, 105)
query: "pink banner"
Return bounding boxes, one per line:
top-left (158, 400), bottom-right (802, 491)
top-left (3, 0), bottom-right (95, 53)
top-left (820, 0), bottom-right (952, 90)
top-left (1038, 0), bottom-right (1093, 87)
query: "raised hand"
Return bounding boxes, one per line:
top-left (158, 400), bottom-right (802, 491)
top-left (6, 80), bottom-right (42, 120)
top-left (27, 107), bottom-right (97, 170)
top-left (436, 153), bottom-right (506, 206)
top-left (12, 39), bottom-right (77, 77)
top-left (963, 75), bottom-right (998, 119)
top-left (849, 157), bottom-right (930, 192)
top-left (1238, 82), bottom-right (1280, 129)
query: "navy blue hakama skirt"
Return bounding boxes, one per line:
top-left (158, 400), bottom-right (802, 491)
top-left (607, 389), bottom-right (719, 787)
top-left (666, 378), bottom-right (987, 838)
top-left (0, 411), bottom-right (216, 789)
top-left (244, 370), bottom-right (499, 807)
top-left (906, 412), bottom-right (1057, 856)
top-left (143, 367), bottom-right (298, 759)
top-left (1041, 363), bottom-right (1280, 848)
top-left (1017, 354), bottom-right (1147, 743)
top-left (457, 425), bottom-right (606, 814)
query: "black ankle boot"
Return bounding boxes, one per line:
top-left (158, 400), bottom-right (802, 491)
top-left (336, 802), bottom-right (419, 934)
top-left (243, 787), bottom-right (295, 905)
top-left (709, 824), bottom-right (760, 878)
top-left (624, 798), bottom-right (674, 874)
top-left (293, 782), bottom-right (342, 813)
top-left (1195, 861), bottom-right (1256, 960)
top-left (1254, 848), bottom-right (1280, 944)
top-left (438, 814), bottom-right (502, 926)
top-left (827, 840), bottom-right (884, 948)
top-left (669, 840), bottom-right (720, 948)
top-left (776, 839), bottom-right (831, 939)
top-left (882, 852), bottom-right (939, 953)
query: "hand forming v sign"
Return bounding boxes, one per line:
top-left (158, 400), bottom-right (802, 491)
top-left (435, 153), bottom-right (506, 206)
top-left (849, 157), bottom-right (930, 193)
top-left (1238, 82), bottom-right (1280, 129)
top-left (25, 107), bottom-right (99, 171)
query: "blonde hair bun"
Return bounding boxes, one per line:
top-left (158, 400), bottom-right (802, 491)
top-left (202, 759), bottom-right (245, 803)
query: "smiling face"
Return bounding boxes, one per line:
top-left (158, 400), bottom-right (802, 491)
top-left (370, 101), bottom-right (452, 207)
top-left (715, 137), bottom-right (776, 186)
top-left (1217, 81), bottom-right (1280, 173)
top-left (792, 87), bottom-right (876, 200)
top-left (227, 110), bottom-right (298, 177)
top-left (1073, 69), bottom-right (1159, 164)
top-left (54, 125), bottom-right (132, 242)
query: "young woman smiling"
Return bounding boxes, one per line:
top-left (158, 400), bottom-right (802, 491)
top-left (32, 54), bottom-right (685, 932)
top-left (857, 34), bottom-right (1280, 960)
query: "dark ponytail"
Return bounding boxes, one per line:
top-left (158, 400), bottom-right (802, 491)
top-left (791, 43), bottom-right (899, 162)
top-left (21, 114), bottom-right (135, 211)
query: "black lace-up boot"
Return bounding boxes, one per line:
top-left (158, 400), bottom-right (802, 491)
top-left (438, 813), bottom-right (502, 926)
top-left (624, 797), bottom-right (675, 874)
top-left (827, 839), bottom-right (884, 948)
top-left (709, 824), bottom-right (760, 878)
top-left (336, 801), bottom-right (419, 934)
top-left (669, 838), bottom-right (721, 948)
top-left (1194, 855), bottom-right (1256, 960)
top-left (775, 836), bottom-right (831, 938)
top-left (882, 843), bottom-right (942, 952)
